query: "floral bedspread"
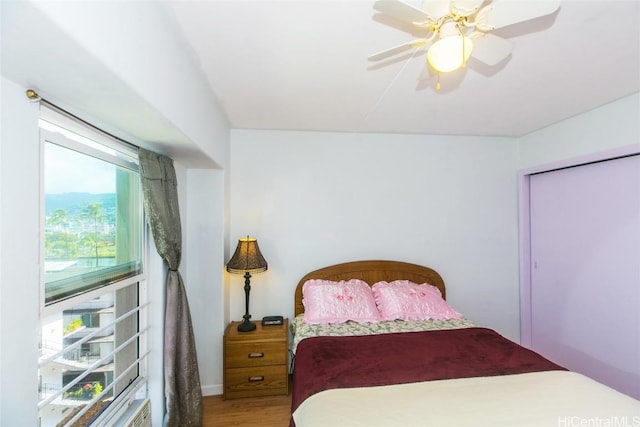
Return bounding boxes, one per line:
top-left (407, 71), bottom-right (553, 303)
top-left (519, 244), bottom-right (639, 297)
top-left (290, 314), bottom-right (475, 353)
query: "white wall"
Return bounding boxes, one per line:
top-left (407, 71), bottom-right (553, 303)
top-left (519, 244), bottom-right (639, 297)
top-left (184, 168), bottom-right (227, 396)
top-left (518, 93), bottom-right (640, 168)
top-left (0, 76), bottom-right (41, 425)
top-left (2, 0), bottom-right (230, 169)
top-left (229, 130), bottom-right (522, 341)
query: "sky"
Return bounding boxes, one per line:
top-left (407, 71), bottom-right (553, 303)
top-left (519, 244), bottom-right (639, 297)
top-left (45, 142), bottom-right (116, 194)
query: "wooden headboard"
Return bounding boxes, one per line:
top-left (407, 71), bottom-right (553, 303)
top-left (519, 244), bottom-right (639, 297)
top-left (294, 260), bottom-right (446, 316)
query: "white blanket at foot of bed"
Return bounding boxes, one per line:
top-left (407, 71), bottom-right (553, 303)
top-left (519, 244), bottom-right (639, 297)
top-left (293, 371), bottom-right (640, 427)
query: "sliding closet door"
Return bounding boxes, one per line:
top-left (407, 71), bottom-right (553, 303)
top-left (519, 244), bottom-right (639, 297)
top-left (529, 154), bottom-right (639, 399)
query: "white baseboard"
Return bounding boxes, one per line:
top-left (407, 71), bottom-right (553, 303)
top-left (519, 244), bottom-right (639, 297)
top-left (202, 383), bottom-right (223, 396)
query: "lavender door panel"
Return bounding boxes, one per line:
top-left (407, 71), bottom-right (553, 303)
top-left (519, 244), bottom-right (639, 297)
top-left (529, 154), bottom-right (639, 399)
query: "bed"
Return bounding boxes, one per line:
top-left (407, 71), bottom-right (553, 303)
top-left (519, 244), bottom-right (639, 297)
top-left (290, 260), bottom-right (640, 427)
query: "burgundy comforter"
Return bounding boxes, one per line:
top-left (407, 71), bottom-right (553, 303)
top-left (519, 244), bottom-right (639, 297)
top-left (290, 327), bottom-right (565, 424)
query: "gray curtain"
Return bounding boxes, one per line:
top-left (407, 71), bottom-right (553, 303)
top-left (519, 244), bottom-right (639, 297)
top-left (138, 148), bottom-right (202, 426)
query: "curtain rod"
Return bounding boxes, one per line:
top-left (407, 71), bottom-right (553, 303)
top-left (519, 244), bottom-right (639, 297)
top-left (25, 89), bottom-right (139, 151)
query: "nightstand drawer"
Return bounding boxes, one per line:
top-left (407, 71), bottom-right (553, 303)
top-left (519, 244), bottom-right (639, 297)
top-left (224, 365), bottom-right (288, 399)
top-left (225, 341), bottom-right (287, 368)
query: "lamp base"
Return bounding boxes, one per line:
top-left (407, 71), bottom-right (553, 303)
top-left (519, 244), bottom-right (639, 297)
top-left (237, 319), bottom-right (256, 332)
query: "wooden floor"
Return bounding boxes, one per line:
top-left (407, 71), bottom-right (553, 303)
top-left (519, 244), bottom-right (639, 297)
top-left (202, 393), bottom-right (292, 427)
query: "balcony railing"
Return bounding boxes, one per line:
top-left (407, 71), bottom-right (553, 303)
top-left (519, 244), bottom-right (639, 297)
top-left (63, 349), bottom-right (105, 364)
top-left (39, 383), bottom-right (61, 401)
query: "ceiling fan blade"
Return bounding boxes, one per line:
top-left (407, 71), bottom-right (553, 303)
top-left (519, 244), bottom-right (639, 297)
top-left (450, 0), bottom-right (485, 17)
top-left (368, 39), bottom-right (428, 61)
top-left (470, 32), bottom-right (513, 65)
top-left (475, 0), bottom-right (561, 31)
top-left (421, 0), bottom-right (451, 20)
top-left (373, 0), bottom-right (432, 25)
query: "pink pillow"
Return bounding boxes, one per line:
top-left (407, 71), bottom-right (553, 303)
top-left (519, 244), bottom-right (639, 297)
top-left (372, 280), bottom-right (463, 321)
top-left (302, 279), bottom-right (381, 324)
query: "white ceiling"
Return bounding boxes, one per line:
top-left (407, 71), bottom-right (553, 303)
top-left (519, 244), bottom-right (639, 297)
top-left (167, 0), bottom-right (640, 137)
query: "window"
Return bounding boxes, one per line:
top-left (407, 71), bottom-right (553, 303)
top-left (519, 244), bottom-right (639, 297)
top-left (42, 124), bottom-right (142, 305)
top-left (38, 107), bottom-right (148, 427)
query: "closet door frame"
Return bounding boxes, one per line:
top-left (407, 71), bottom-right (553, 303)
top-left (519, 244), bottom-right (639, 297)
top-left (518, 143), bottom-right (640, 348)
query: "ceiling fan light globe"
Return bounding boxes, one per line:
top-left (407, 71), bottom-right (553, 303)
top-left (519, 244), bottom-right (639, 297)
top-left (427, 35), bottom-right (473, 73)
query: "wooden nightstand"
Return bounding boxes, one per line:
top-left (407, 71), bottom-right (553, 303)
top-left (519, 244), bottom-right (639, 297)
top-left (223, 319), bottom-right (289, 400)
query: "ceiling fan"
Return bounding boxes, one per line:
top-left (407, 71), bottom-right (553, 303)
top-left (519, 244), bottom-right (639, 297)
top-left (369, 0), bottom-right (561, 89)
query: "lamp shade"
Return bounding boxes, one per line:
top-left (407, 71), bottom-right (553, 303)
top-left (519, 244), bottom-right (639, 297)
top-left (226, 237), bottom-right (268, 274)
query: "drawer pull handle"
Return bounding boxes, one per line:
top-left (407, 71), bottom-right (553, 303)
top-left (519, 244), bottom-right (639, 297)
top-left (248, 376), bottom-right (264, 382)
top-left (248, 352), bottom-right (264, 358)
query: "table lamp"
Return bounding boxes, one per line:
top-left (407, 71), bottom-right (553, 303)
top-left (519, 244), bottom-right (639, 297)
top-left (226, 236), bottom-right (268, 332)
